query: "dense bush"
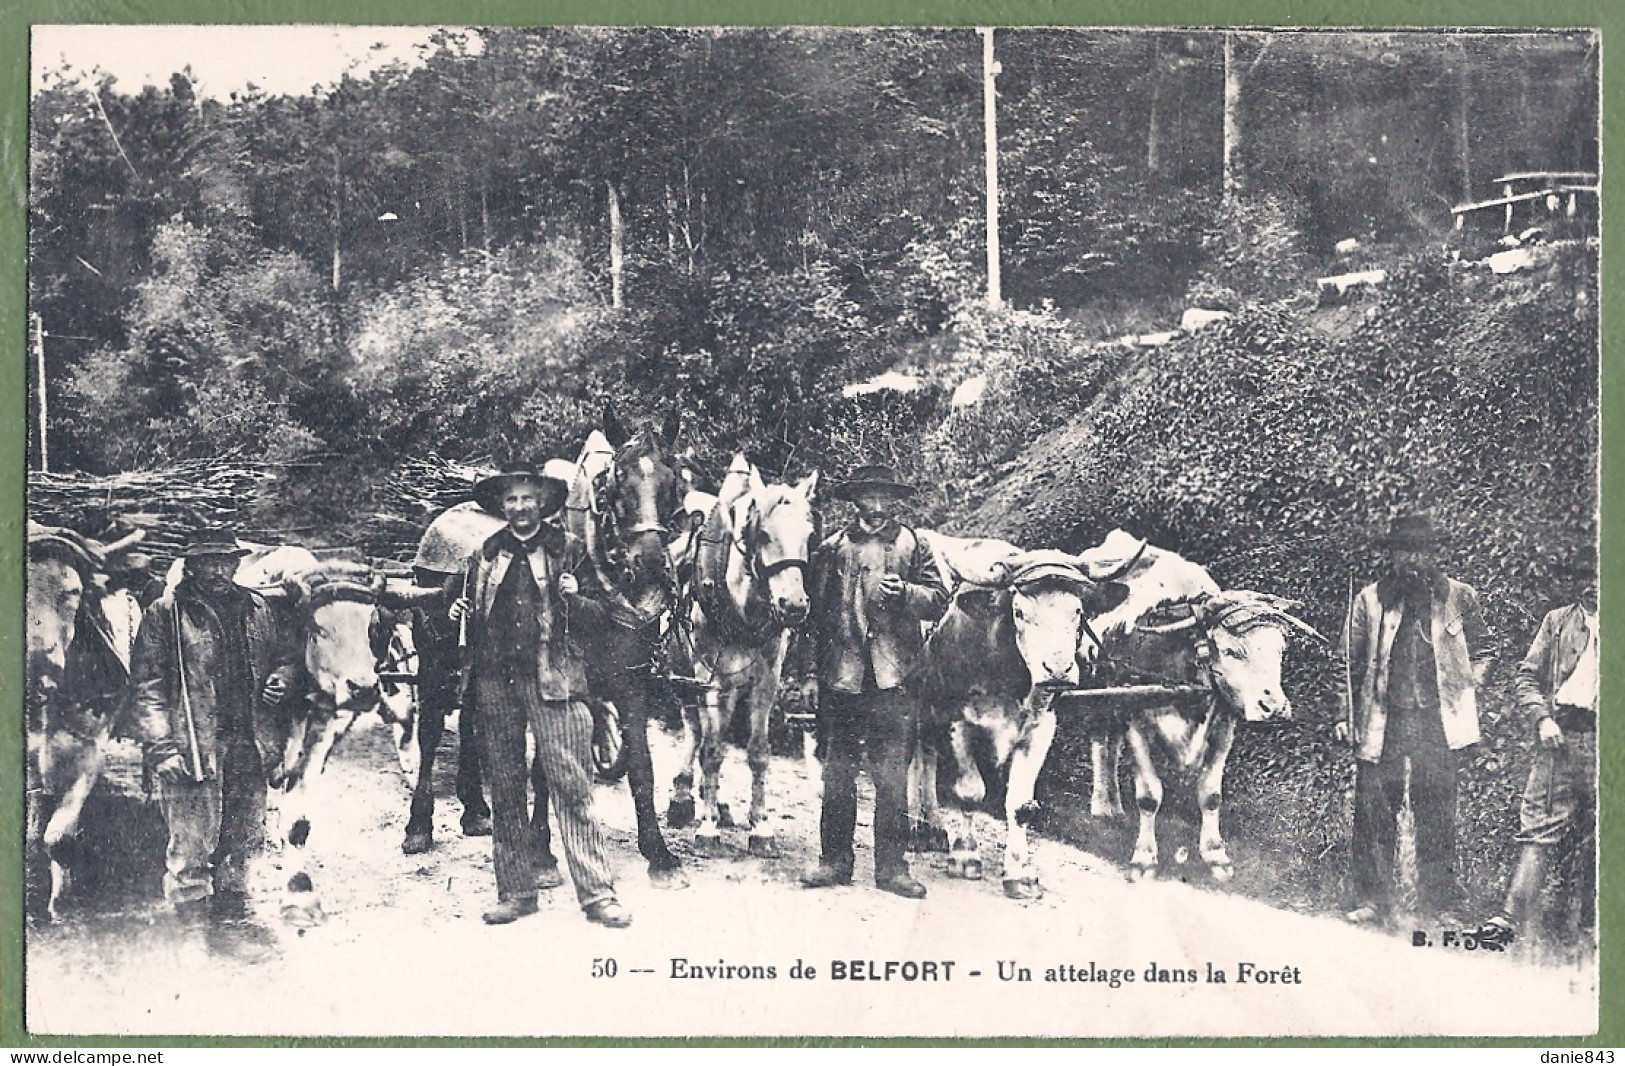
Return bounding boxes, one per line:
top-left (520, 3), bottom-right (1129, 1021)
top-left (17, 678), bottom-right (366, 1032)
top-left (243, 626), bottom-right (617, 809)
top-left (61, 221), bottom-right (337, 472)
top-left (952, 241), bottom-right (1597, 917)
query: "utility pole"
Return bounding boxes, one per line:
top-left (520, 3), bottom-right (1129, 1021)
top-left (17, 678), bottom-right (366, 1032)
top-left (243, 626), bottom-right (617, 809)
top-left (31, 312), bottom-right (48, 472)
top-left (981, 27), bottom-right (1002, 309)
top-left (608, 181), bottom-right (624, 310)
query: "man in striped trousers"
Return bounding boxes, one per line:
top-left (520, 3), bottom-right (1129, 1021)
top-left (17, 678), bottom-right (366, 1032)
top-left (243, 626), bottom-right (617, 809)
top-left (450, 461), bottom-right (631, 928)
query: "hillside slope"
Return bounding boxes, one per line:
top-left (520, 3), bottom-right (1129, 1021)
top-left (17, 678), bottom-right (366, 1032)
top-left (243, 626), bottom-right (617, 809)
top-left (941, 244), bottom-right (1598, 920)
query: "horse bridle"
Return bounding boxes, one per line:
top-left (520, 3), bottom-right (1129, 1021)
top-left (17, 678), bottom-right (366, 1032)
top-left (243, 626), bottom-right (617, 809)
top-left (735, 494), bottom-right (813, 589)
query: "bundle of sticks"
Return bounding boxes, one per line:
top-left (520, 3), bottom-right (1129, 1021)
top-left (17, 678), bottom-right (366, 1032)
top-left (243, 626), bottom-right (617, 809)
top-left (26, 461), bottom-right (277, 568)
top-left (357, 455), bottom-right (492, 562)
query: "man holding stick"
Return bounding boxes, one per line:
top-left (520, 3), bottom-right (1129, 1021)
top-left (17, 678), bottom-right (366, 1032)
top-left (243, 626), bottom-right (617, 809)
top-left (449, 461), bottom-right (631, 928)
top-left (131, 531), bottom-right (302, 959)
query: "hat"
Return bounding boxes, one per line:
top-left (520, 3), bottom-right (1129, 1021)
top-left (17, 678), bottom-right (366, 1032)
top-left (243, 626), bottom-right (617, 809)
top-left (472, 462), bottom-right (568, 519)
top-left (1376, 513), bottom-right (1443, 551)
top-left (1553, 538), bottom-right (1598, 579)
top-left (830, 463), bottom-right (917, 502)
top-left (181, 530), bottom-right (250, 558)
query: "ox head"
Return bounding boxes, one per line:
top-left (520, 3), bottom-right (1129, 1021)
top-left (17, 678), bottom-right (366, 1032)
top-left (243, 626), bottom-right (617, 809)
top-left (600, 405), bottom-right (685, 591)
top-left (25, 524), bottom-right (140, 711)
top-left (283, 561), bottom-right (386, 718)
top-left (741, 465), bottom-right (820, 627)
top-left (26, 540), bottom-right (88, 709)
top-left (1006, 553), bottom-right (1131, 695)
top-left (1141, 591), bottom-right (1323, 722)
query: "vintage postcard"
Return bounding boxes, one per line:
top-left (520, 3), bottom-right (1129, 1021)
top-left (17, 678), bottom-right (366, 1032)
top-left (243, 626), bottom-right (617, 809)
top-left (12, 19), bottom-right (1606, 1041)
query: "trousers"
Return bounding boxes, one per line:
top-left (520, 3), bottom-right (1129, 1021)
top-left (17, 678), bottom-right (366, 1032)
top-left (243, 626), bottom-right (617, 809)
top-left (158, 726), bottom-right (266, 905)
top-left (474, 662), bottom-right (615, 909)
top-left (1350, 714), bottom-right (1462, 916)
top-left (817, 686), bottom-right (917, 881)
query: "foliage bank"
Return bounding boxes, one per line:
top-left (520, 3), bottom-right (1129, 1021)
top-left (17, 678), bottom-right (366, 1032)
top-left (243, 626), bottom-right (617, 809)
top-left (949, 243), bottom-right (1597, 917)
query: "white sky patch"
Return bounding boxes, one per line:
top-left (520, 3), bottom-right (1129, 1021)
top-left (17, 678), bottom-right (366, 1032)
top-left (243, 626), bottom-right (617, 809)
top-left (31, 25), bottom-right (464, 100)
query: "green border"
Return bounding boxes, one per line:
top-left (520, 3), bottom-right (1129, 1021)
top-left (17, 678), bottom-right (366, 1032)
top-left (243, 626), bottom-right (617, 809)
top-left (1, 0), bottom-right (1616, 1049)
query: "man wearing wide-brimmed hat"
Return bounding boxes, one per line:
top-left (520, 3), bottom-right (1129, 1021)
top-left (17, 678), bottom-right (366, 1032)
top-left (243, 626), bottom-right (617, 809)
top-left (449, 461), bottom-right (631, 929)
top-left (1336, 513), bottom-right (1494, 929)
top-left (802, 464), bottom-right (949, 899)
top-left (1475, 539), bottom-right (1599, 950)
top-left (130, 529), bottom-right (303, 959)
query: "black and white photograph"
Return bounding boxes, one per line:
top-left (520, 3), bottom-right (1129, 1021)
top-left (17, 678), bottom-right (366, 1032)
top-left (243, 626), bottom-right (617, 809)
top-left (19, 23), bottom-right (1601, 1039)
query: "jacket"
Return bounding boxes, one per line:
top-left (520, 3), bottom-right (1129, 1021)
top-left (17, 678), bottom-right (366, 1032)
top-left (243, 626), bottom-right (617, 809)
top-left (810, 520), bottom-right (949, 693)
top-left (130, 583), bottom-right (301, 780)
top-left (458, 525), bottom-right (608, 701)
top-left (1513, 603), bottom-right (1596, 724)
top-left (1337, 573), bottom-right (1493, 762)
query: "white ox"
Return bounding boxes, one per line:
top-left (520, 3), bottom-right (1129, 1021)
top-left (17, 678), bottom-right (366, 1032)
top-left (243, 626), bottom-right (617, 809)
top-left (1074, 530), bottom-right (1321, 881)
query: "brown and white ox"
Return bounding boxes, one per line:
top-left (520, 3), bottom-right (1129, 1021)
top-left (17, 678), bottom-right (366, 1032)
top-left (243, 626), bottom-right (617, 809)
top-left (910, 548), bottom-right (1132, 899)
top-left (25, 522), bottom-right (143, 921)
top-left (1074, 530), bottom-right (1322, 882)
top-left (163, 546), bottom-right (406, 925)
top-left (667, 456), bottom-right (819, 858)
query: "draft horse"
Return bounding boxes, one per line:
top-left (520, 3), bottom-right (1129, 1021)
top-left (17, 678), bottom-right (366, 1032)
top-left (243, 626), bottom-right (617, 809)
top-left (667, 457), bottom-right (819, 858)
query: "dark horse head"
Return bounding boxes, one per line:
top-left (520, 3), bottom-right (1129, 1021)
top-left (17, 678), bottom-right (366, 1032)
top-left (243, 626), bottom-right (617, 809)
top-left (592, 405), bottom-right (685, 619)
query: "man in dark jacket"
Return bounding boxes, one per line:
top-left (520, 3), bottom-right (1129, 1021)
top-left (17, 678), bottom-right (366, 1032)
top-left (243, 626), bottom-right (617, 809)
top-left (802, 464), bottom-right (949, 899)
top-left (1476, 542), bottom-right (1598, 949)
top-left (449, 462), bottom-right (630, 928)
top-left (131, 532), bottom-right (302, 954)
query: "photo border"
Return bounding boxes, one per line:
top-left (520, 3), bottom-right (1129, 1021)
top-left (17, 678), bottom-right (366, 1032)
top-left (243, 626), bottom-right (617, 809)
top-left (1, 0), bottom-right (1617, 1048)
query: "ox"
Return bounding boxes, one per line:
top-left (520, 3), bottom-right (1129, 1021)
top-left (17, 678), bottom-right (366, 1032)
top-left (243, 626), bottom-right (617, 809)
top-left (667, 456), bottom-right (818, 857)
top-left (25, 521), bottom-right (143, 921)
top-left (910, 549), bottom-right (1131, 899)
top-left (1074, 531), bottom-right (1322, 881)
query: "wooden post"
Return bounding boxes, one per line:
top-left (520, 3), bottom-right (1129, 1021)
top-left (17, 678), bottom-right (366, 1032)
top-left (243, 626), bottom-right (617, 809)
top-left (31, 313), bottom-right (47, 473)
top-left (608, 181), bottom-right (624, 311)
top-left (980, 27), bottom-right (1002, 310)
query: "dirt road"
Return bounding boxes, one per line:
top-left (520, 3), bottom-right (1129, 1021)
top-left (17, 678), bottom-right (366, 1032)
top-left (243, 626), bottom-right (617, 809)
top-left (25, 715), bottom-right (1596, 1040)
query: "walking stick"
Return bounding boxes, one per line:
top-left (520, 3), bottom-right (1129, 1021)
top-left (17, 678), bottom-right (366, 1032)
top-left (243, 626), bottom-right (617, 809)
top-left (172, 602), bottom-right (206, 783)
top-left (1344, 572), bottom-right (1356, 745)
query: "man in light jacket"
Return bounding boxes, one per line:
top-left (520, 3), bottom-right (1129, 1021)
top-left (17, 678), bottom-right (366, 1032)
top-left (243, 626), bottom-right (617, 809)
top-left (1475, 542), bottom-right (1597, 949)
top-left (1336, 513), bottom-right (1493, 928)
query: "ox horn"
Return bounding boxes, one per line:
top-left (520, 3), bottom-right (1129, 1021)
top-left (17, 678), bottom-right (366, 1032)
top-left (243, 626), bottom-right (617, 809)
top-left (99, 529), bottom-right (147, 557)
top-left (1083, 538), bottom-right (1149, 584)
top-left (1135, 614), bottom-right (1202, 635)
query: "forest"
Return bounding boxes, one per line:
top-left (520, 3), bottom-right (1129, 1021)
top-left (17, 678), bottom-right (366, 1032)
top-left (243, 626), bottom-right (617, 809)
top-left (27, 27), bottom-right (1601, 916)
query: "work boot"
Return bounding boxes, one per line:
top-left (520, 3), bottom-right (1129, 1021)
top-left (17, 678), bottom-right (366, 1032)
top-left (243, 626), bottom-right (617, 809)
top-left (876, 872), bottom-right (928, 900)
top-left (800, 863), bottom-right (854, 889)
top-left (482, 897), bottom-right (540, 925)
top-left (584, 899), bottom-right (633, 929)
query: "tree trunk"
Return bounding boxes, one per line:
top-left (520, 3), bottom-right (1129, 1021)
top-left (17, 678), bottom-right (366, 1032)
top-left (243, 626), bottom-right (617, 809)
top-left (981, 26), bottom-right (1002, 309)
top-left (608, 181), bottom-right (624, 311)
top-left (481, 179), bottom-right (492, 261)
top-left (1223, 32), bottom-right (1240, 203)
top-left (330, 153), bottom-right (342, 291)
top-left (1146, 39), bottom-right (1163, 175)
top-left (1455, 50), bottom-right (1473, 202)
